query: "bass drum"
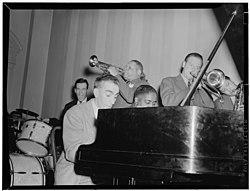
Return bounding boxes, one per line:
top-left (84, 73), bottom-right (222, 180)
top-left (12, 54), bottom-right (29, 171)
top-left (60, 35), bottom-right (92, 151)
top-left (9, 153), bottom-right (45, 186)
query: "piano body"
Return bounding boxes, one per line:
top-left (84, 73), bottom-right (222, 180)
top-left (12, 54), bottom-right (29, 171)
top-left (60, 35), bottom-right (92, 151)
top-left (75, 106), bottom-right (246, 187)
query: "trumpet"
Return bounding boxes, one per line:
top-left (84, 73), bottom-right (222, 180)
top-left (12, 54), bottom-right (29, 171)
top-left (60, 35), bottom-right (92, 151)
top-left (200, 69), bottom-right (226, 102)
top-left (89, 55), bottom-right (124, 75)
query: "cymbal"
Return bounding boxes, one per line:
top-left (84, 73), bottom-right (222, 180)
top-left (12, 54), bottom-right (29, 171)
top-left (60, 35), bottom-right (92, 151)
top-left (16, 109), bottom-right (39, 117)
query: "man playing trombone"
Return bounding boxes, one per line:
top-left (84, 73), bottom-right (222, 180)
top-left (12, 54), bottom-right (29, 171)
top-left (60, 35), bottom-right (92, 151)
top-left (160, 52), bottom-right (214, 108)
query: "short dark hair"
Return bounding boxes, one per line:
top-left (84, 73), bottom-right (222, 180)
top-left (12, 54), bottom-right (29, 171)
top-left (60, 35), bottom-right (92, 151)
top-left (133, 85), bottom-right (157, 101)
top-left (184, 52), bottom-right (203, 62)
top-left (74, 78), bottom-right (89, 89)
top-left (130, 60), bottom-right (146, 80)
top-left (94, 74), bottom-right (119, 88)
top-left (180, 52), bottom-right (203, 73)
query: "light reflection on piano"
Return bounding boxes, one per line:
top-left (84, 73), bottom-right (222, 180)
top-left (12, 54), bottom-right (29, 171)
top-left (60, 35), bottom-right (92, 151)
top-left (187, 106), bottom-right (197, 174)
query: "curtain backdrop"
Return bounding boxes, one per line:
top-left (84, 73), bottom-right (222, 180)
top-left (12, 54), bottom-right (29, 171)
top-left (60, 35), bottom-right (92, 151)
top-left (8, 8), bottom-right (242, 119)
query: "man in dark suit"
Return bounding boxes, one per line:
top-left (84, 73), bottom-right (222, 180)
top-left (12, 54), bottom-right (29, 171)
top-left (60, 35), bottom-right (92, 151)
top-left (160, 52), bottom-right (214, 108)
top-left (46, 78), bottom-right (89, 127)
top-left (60, 78), bottom-right (89, 122)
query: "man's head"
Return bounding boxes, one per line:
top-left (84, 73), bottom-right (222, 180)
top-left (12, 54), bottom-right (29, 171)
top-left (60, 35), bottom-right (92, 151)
top-left (93, 75), bottom-right (119, 109)
top-left (123, 60), bottom-right (145, 81)
top-left (132, 85), bottom-right (158, 108)
top-left (74, 78), bottom-right (89, 102)
top-left (182, 53), bottom-right (203, 81)
top-left (219, 76), bottom-right (238, 96)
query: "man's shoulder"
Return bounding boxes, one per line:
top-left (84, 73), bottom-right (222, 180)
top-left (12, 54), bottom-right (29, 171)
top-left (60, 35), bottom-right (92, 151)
top-left (66, 100), bottom-right (92, 116)
top-left (131, 79), bottom-right (150, 90)
top-left (161, 74), bottom-right (180, 82)
top-left (65, 100), bottom-right (77, 108)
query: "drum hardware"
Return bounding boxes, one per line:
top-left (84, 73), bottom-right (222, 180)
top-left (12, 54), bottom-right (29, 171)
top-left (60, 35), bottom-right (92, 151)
top-left (16, 108), bottom-right (39, 118)
top-left (8, 118), bottom-right (24, 135)
top-left (42, 154), bottom-right (54, 172)
top-left (8, 113), bottom-right (25, 134)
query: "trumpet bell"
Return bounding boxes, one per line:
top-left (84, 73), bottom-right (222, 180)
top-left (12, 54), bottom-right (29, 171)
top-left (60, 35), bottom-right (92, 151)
top-left (89, 55), bottom-right (98, 67)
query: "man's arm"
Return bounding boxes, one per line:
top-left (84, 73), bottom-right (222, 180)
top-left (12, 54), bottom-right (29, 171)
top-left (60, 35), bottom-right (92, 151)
top-left (116, 75), bottom-right (149, 103)
top-left (62, 108), bottom-right (85, 162)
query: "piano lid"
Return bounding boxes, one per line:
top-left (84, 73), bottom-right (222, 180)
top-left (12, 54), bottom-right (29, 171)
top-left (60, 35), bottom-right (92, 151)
top-left (92, 106), bottom-right (245, 174)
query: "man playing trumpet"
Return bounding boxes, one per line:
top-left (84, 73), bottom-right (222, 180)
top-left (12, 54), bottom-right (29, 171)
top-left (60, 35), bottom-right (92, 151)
top-left (108, 60), bottom-right (149, 108)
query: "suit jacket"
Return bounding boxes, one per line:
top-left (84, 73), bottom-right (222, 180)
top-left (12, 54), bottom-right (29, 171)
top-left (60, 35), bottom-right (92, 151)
top-left (54, 99), bottom-right (96, 185)
top-left (60, 100), bottom-right (78, 123)
top-left (47, 100), bottom-right (77, 127)
top-left (160, 74), bottom-right (214, 108)
top-left (214, 94), bottom-right (234, 110)
top-left (113, 75), bottom-right (149, 108)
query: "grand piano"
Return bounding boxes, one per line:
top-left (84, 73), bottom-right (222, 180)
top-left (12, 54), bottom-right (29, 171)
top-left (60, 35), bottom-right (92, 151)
top-left (75, 106), bottom-right (247, 187)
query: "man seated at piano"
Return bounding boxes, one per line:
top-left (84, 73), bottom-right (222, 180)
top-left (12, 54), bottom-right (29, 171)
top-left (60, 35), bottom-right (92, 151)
top-left (214, 76), bottom-right (244, 111)
top-left (131, 85), bottom-right (158, 108)
top-left (108, 60), bottom-right (150, 108)
top-left (107, 84), bottom-right (159, 185)
top-left (160, 52), bottom-right (214, 108)
top-left (54, 74), bottom-right (119, 185)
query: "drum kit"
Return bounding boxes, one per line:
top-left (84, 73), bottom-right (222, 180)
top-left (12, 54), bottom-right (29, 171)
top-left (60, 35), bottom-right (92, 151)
top-left (8, 108), bottom-right (54, 186)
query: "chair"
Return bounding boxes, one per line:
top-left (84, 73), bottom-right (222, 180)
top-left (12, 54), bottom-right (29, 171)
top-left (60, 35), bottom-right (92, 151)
top-left (48, 126), bottom-right (63, 171)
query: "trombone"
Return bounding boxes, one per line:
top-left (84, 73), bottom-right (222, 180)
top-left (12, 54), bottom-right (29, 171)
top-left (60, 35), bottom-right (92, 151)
top-left (201, 69), bottom-right (226, 103)
top-left (89, 55), bottom-right (124, 75)
top-left (202, 69), bottom-right (244, 110)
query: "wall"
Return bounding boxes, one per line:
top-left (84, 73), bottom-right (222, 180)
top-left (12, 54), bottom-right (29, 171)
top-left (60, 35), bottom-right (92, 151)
top-left (8, 10), bottom-right (31, 113)
top-left (7, 8), bottom-right (242, 119)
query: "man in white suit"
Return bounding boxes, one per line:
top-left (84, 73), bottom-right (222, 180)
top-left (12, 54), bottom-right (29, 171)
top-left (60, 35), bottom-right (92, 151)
top-left (54, 74), bottom-right (119, 185)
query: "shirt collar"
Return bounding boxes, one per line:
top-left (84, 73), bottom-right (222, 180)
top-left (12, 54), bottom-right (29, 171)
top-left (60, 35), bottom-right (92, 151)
top-left (77, 97), bottom-right (87, 105)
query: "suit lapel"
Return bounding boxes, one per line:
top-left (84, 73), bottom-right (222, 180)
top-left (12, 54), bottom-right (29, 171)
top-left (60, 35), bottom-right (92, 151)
top-left (176, 74), bottom-right (187, 90)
